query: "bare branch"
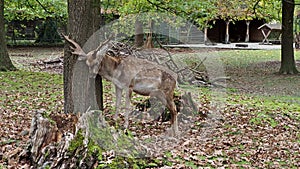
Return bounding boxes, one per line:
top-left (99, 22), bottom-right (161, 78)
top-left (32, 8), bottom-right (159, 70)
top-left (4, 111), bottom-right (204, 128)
top-left (253, 0), bottom-right (262, 16)
top-left (146, 0), bottom-right (188, 16)
top-left (35, 0), bottom-right (53, 15)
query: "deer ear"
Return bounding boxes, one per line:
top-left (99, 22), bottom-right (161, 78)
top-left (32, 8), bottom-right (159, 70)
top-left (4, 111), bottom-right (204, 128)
top-left (107, 55), bottom-right (121, 64)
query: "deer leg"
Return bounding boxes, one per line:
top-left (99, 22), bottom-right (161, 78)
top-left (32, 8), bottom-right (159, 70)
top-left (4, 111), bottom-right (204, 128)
top-left (114, 86), bottom-right (122, 119)
top-left (124, 88), bottom-right (132, 129)
top-left (125, 88), bottom-right (132, 108)
top-left (166, 96), bottom-right (178, 135)
top-left (150, 90), bottom-right (178, 135)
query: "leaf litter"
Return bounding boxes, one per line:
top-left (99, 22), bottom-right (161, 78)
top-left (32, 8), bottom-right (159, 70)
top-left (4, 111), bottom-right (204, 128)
top-left (0, 47), bottom-right (299, 168)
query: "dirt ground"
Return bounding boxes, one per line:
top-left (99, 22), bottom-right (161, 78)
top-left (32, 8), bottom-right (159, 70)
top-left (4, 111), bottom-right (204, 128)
top-left (8, 47), bottom-right (64, 74)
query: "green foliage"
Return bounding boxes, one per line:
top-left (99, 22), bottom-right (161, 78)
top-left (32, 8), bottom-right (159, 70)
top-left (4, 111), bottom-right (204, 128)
top-left (102, 0), bottom-right (281, 30)
top-left (4, 0), bottom-right (67, 44)
top-left (253, 0), bottom-right (282, 22)
top-left (4, 0), bottom-right (67, 22)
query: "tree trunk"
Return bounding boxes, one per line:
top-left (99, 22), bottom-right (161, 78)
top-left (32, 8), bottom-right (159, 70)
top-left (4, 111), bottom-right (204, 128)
top-left (0, 0), bottom-right (16, 71)
top-left (135, 18), bottom-right (144, 47)
top-left (144, 20), bottom-right (155, 48)
top-left (245, 20), bottom-right (250, 42)
top-left (204, 26), bottom-right (208, 44)
top-left (280, 0), bottom-right (299, 74)
top-left (225, 20), bottom-right (230, 44)
top-left (64, 0), bottom-right (103, 114)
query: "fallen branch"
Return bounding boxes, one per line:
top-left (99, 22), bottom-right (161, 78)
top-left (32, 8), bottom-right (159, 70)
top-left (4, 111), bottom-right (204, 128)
top-left (192, 76), bottom-right (230, 88)
top-left (42, 57), bottom-right (63, 64)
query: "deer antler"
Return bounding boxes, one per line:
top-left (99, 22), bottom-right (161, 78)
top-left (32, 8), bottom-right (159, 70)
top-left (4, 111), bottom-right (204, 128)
top-left (63, 34), bottom-right (87, 57)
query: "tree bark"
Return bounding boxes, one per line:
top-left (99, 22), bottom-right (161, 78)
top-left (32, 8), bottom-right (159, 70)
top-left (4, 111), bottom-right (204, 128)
top-left (225, 20), bottom-right (230, 44)
top-left (21, 111), bottom-right (146, 168)
top-left (0, 0), bottom-right (16, 71)
top-left (144, 20), bottom-right (154, 49)
top-left (280, 0), bottom-right (299, 74)
top-left (245, 20), bottom-right (250, 42)
top-left (204, 27), bottom-right (208, 44)
top-left (64, 0), bottom-right (103, 114)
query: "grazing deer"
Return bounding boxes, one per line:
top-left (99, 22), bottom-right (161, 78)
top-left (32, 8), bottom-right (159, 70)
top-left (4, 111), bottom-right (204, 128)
top-left (64, 35), bottom-right (178, 135)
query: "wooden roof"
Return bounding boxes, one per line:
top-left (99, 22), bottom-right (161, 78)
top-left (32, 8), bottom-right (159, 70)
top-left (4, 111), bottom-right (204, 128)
top-left (258, 23), bottom-right (282, 30)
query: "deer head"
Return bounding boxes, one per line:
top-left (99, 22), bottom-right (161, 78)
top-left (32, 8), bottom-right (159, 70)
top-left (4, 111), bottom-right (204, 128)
top-left (63, 34), bottom-right (110, 78)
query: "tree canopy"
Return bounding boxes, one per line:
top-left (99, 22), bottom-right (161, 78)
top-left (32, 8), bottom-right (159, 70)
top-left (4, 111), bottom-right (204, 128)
top-left (102, 0), bottom-right (282, 29)
top-left (4, 0), bottom-right (283, 30)
top-left (4, 0), bottom-right (67, 22)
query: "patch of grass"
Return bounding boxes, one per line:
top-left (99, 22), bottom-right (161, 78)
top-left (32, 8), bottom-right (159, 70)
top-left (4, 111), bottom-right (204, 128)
top-left (228, 93), bottom-right (300, 113)
top-left (218, 49), bottom-right (300, 69)
top-left (219, 50), bottom-right (282, 68)
top-left (232, 159), bottom-right (251, 165)
top-left (175, 49), bottom-right (299, 70)
top-left (0, 70), bottom-right (63, 113)
top-left (185, 161), bottom-right (197, 169)
top-left (225, 92), bottom-right (299, 129)
top-left (177, 49), bottom-right (300, 98)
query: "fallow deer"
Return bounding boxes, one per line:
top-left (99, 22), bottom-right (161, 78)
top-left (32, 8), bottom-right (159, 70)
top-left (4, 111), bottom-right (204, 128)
top-left (64, 35), bottom-right (178, 135)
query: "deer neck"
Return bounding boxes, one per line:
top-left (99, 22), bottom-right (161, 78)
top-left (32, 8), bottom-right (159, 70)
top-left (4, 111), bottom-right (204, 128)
top-left (97, 55), bottom-right (122, 82)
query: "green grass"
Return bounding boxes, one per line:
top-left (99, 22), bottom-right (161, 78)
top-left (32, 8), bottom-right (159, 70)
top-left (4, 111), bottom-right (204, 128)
top-left (228, 94), bottom-right (300, 112)
top-left (219, 49), bottom-right (300, 68)
top-left (176, 49), bottom-right (300, 70)
top-left (227, 93), bottom-right (300, 126)
top-left (0, 70), bottom-right (63, 113)
top-left (220, 50), bottom-right (281, 68)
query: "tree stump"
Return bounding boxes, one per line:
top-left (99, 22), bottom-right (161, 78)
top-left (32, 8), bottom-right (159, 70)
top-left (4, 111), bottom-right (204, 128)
top-left (17, 110), bottom-right (148, 168)
top-left (22, 111), bottom-right (80, 168)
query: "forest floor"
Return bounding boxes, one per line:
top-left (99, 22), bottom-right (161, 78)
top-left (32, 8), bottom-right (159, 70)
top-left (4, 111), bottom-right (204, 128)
top-left (0, 47), bottom-right (299, 168)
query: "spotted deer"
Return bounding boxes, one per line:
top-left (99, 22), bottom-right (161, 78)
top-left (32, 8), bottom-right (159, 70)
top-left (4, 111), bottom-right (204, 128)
top-left (64, 35), bottom-right (178, 135)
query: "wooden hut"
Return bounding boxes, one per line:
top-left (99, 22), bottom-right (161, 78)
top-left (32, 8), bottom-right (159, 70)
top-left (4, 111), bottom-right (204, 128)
top-left (258, 23), bottom-right (282, 44)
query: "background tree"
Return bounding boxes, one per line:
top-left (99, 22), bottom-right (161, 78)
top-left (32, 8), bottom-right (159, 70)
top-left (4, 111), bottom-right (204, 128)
top-left (280, 0), bottom-right (299, 74)
top-left (4, 0), bottom-right (67, 43)
top-left (102, 0), bottom-right (281, 45)
top-left (4, 0), bottom-right (67, 21)
top-left (64, 0), bottom-right (102, 114)
top-left (0, 0), bottom-right (16, 71)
